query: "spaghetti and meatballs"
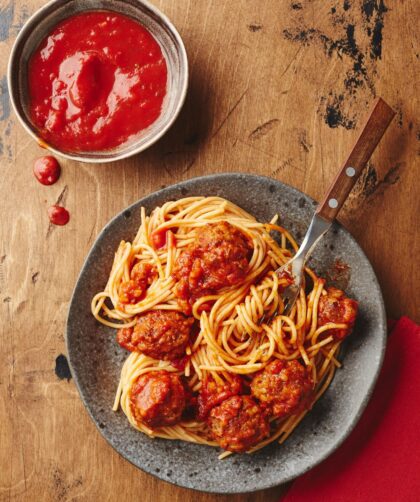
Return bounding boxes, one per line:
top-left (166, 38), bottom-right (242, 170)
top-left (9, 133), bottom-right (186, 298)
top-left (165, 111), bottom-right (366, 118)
top-left (91, 196), bottom-right (358, 457)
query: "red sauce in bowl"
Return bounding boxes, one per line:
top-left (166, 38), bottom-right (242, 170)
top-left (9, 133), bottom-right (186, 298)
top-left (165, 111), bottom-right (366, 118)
top-left (28, 11), bottom-right (167, 152)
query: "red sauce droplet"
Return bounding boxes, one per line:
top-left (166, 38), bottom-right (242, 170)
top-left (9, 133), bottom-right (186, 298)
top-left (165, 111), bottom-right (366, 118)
top-left (28, 11), bottom-right (167, 152)
top-left (151, 229), bottom-right (176, 250)
top-left (34, 156), bottom-right (61, 185)
top-left (48, 205), bottom-right (70, 226)
top-left (151, 229), bottom-right (167, 249)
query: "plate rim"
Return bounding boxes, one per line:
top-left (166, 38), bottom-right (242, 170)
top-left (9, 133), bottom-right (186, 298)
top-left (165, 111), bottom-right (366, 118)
top-left (66, 172), bottom-right (387, 494)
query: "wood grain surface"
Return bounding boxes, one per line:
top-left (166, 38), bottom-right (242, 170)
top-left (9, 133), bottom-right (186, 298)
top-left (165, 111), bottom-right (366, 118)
top-left (0, 1), bottom-right (418, 501)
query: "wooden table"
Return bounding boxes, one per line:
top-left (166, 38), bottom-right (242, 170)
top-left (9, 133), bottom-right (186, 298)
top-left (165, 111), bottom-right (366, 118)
top-left (1, 1), bottom-right (418, 500)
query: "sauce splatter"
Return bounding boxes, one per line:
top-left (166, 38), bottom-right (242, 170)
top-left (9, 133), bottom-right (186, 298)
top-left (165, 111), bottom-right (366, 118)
top-left (326, 259), bottom-right (351, 290)
top-left (33, 156), bottom-right (61, 185)
top-left (48, 205), bottom-right (70, 226)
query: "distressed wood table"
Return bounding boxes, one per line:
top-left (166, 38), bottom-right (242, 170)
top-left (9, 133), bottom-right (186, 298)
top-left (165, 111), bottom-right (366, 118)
top-left (0, 0), bottom-right (418, 501)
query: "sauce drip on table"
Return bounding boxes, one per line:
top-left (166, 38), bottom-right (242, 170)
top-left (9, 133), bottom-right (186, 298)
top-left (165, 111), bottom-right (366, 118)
top-left (33, 156), bottom-right (61, 185)
top-left (48, 205), bottom-right (70, 226)
top-left (28, 11), bottom-right (167, 152)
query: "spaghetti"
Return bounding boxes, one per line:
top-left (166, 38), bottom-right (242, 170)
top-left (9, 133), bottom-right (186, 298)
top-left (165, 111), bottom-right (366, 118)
top-left (91, 196), bottom-right (358, 457)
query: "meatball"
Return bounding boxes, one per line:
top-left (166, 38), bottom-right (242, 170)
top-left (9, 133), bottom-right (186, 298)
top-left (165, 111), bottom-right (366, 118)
top-left (207, 395), bottom-right (269, 452)
top-left (173, 222), bottom-right (252, 311)
top-left (318, 287), bottom-right (358, 340)
top-left (251, 360), bottom-right (313, 419)
top-left (117, 310), bottom-right (194, 360)
top-left (119, 262), bottom-right (157, 305)
top-left (117, 326), bottom-right (136, 351)
top-left (130, 370), bottom-right (186, 428)
top-left (197, 374), bottom-right (243, 419)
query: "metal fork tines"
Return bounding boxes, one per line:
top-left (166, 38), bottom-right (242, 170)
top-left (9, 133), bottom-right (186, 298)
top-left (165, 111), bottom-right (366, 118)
top-left (261, 214), bottom-right (331, 325)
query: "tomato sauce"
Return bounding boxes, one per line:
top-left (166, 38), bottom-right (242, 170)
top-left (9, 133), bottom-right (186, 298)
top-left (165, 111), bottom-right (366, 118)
top-left (198, 375), bottom-right (243, 420)
top-left (33, 156), bottom-right (61, 185)
top-left (250, 359), bottom-right (313, 419)
top-left (151, 229), bottom-right (176, 250)
top-left (28, 11), bottom-right (167, 152)
top-left (317, 286), bottom-right (358, 340)
top-left (130, 371), bottom-right (186, 428)
top-left (207, 395), bottom-right (270, 453)
top-left (48, 205), bottom-right (70, 225)
top-left (118, 262), bottom-right (157, 305)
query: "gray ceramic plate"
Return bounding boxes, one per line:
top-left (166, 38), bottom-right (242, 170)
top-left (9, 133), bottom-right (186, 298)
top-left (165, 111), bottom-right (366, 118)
top-left (66, 173), bottom-right (386, 494)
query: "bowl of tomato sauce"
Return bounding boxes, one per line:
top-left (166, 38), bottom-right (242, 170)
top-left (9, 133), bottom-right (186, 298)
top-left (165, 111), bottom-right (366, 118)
top-left (8, 0), bottom-right (188, 163)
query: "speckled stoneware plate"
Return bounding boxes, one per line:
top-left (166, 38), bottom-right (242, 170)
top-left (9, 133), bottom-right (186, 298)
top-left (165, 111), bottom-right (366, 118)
top-left (66, 173), bottom-right (387, 494)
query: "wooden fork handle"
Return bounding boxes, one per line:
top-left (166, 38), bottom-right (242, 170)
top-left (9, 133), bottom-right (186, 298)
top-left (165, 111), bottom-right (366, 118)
top-left (316, 97), bottom-right (396, 222)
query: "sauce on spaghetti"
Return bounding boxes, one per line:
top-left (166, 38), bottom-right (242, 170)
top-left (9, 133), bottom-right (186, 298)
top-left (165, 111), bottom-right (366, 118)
top-left (198, 375), bottom-right (243, 420)
top-left (151, 229), bottom-right (176, 250)
top-left (33, 156), bottom-right (61, 185)
top-left (28, 11), bottom-right (167, 152)
top-left (318, 286), bottom-right (358, 340)
top-left (119, 262), bottom-right (157, 305)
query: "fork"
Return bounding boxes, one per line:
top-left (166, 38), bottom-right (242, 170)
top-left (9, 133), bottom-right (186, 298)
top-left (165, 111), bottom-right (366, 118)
top-left (267, 97), bottom-right (395, 322)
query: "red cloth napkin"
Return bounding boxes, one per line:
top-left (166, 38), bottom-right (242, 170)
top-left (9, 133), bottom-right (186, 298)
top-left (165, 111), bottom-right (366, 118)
top-left (282, 316), bottom-right (420, 502)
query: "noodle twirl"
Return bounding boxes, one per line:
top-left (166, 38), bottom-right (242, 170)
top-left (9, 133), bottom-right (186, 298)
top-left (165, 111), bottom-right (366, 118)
top-left (91, 197), bottom-right (358, 457)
